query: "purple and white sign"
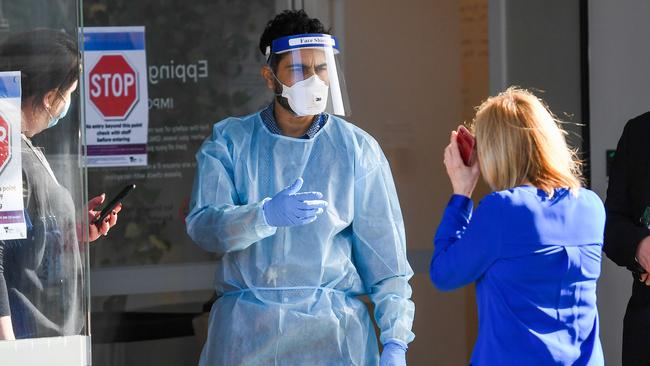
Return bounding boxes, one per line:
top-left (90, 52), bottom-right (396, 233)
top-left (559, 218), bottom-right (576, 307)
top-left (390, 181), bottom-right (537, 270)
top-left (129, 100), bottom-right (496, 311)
top-left (83, 26), bottom-right (149, 167)
top-left (0, 71), bottom-right (26, 239)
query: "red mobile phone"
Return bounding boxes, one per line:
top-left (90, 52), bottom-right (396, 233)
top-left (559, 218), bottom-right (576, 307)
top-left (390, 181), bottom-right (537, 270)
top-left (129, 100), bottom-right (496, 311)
top-left (456, 126), bottom-right (476, 166)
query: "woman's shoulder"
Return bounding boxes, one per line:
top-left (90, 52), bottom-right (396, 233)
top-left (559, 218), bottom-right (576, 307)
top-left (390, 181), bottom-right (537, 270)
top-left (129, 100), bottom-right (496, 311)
top-left (482, 187), bottom-right (530, 206)
top-left (476, 189), bottom-right (546, 218)
top-left (575, 187), bottom-right (602, 200)
top-left (574, 187), bottom-right (605, 213)
top-left (476, 191), bottom-right (510, 212)
top-left (483, 187), bottom-right (604, 244)
top-left (486, 186), bottom-right (604, 215)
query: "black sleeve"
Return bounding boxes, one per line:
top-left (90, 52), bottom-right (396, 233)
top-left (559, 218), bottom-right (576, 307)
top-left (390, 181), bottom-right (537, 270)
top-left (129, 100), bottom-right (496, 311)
top-left (0, 242), bottom-right (9, 316)
top-left (604, 118), bottom-right (650, 273)
top-left (0, 169), bottom-right (31, 318)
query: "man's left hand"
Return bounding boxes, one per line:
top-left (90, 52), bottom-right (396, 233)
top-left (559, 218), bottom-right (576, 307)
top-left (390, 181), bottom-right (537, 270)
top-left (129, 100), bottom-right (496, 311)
top-left (380, 340), bottom-right (407, 366)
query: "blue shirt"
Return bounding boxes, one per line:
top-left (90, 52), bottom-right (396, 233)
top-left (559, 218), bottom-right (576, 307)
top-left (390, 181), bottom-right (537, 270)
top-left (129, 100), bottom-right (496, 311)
top-left (430, 186), bottom-right (605, 366)
top-left (260, 102), bottom-right (328, 139)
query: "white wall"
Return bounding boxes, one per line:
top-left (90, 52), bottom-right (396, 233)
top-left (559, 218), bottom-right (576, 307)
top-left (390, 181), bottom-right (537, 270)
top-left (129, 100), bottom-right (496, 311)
top-left (489, 0), bottom-right (583, 146)
top-left (589, 1), bottom-right (650, 365)
top-left (342, 2), bottom-right (473, 364)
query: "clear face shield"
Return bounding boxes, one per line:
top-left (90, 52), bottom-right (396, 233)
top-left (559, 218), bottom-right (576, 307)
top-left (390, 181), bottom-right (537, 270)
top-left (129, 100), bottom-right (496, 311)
top-left (266, 33), bottom-right (350, 117)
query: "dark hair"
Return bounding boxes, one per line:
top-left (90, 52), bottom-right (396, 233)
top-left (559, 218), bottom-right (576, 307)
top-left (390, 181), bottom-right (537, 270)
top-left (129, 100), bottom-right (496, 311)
top-left (0, 29), bottom-right (78, 109)
top-left (259, 9), bottom-right (329, 72)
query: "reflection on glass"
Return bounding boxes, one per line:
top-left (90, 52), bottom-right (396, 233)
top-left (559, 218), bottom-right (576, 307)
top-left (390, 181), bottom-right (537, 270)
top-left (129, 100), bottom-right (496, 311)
top-left (84, 0), bottom-right (276, 269)
top-left (0, 8), bottom-right (90, 365)
top-left (0, 28), bottom-right (88, 341)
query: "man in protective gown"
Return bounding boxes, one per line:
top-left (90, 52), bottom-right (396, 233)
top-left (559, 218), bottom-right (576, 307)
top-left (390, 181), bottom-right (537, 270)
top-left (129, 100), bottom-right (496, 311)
top-left (186, 10), bottom-right (415, 366)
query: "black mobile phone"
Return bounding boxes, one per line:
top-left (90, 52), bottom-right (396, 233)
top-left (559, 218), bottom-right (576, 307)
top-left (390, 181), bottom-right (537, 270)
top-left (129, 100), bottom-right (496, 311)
top-left (93, 184), bottom-right (136, 225)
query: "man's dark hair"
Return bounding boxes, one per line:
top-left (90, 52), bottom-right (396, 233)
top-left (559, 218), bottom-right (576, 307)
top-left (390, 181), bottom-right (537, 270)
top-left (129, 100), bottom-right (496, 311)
top-left (0, 29), bottom-right (78, 109)
top-left (259, 9), bottom-right (330, 72)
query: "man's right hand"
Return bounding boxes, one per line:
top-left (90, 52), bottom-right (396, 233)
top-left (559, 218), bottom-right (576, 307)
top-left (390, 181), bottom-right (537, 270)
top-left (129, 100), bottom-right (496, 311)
top-left (636, 236), bottom-right (650, 285)
top-left (263, 177), bottom-right (328, 227)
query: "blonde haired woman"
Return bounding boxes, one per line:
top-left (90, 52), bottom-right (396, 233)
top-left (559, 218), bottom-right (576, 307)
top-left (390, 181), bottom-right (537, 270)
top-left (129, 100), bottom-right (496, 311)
top-left (430, 88), bottom-right (604, 365)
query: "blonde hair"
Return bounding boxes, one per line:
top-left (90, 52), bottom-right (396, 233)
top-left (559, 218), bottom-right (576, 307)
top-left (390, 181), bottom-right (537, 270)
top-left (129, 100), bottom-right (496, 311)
top-left (472, 87), bottom-right (582, 196)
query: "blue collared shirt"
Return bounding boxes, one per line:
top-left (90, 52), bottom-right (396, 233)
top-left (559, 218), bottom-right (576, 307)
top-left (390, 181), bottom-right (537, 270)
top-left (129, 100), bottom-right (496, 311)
top-left (431, 186), bottom-right (606, 365)
top-left (260, 102), bottom-right (328, 139)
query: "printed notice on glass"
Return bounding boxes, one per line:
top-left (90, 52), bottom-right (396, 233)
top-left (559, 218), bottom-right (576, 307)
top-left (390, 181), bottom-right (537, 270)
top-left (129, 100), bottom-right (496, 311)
top-left (83, 26), bottom-right (149, 167)
top-left (0, 71), bottom-right (26, 239)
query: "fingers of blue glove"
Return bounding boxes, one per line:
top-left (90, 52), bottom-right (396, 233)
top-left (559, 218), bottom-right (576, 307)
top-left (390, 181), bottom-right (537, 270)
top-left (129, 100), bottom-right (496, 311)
top-left (284, 212), bottom-right (309, 226)
top-left (286, 214), bottom-right (302, 226)
top-left (297, 207), bottom-right (324, 217)
top-left (296, 199), bottom-right (328, 210)
top-left (282, 177), bottom-right (304, 195)
top-left (297, 215), bottom-right (318, 225)
top-left (293, 191), bottom-right (323, 201)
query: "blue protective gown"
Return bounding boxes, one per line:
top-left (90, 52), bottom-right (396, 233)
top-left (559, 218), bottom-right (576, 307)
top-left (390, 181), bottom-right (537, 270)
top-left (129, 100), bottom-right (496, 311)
top-left (186, 111), bottom-right (415, 366)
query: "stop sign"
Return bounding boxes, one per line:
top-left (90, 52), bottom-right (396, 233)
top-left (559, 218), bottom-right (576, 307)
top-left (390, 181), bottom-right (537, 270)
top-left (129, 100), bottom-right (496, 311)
top-left (89, 54), bottom-right (139, 120)
top-left (0, 114), bottom-right (10, 173)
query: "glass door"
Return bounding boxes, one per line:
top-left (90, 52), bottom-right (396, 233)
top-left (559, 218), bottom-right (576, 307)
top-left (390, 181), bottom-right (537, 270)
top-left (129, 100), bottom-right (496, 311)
top-left (0, 0), bottom-right (90, 365)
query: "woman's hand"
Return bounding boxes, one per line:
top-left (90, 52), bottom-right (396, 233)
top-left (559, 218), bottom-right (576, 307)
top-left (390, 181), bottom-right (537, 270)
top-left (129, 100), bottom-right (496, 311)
top-left (87, 194), bottom-right (122, 242)
top-left (0, 315), bottom-right (15, 340)
top-left (443, 127), bottom-right (480, 198)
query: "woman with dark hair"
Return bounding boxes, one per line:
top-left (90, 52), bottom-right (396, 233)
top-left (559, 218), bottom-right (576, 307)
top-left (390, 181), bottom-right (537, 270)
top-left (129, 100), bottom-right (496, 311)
top-left (0, 29), bottom-right (120, 340)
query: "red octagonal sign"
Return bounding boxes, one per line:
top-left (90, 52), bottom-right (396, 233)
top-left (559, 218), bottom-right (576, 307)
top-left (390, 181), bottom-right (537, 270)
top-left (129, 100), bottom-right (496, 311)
top-left (0, 115), bottom-right (10, 173)
top-left (89, 54), bottom-right (138, 120)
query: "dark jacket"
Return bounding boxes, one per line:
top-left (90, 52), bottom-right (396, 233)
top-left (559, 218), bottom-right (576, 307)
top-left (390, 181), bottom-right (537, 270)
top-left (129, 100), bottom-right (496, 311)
top-left (604, 111), bottom-right (650, 365)
top-left (0, 137), bottom-right (82, 339)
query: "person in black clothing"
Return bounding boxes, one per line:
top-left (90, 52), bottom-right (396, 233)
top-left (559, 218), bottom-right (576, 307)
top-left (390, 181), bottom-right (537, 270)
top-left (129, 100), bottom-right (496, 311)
top-left (0, 29), bottom-right (121, 341)
top-left (604, 111), bottom-right (650, 365)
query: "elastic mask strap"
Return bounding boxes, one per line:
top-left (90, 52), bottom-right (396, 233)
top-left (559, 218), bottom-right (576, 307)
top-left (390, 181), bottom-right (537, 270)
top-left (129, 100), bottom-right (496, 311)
top-left (269, 70), bottom-right (286, 96)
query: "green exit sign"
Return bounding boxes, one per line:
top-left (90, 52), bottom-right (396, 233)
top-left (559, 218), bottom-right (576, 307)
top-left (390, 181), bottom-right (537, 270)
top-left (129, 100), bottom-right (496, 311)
top-left (606, 150), bottom-right (616, 177)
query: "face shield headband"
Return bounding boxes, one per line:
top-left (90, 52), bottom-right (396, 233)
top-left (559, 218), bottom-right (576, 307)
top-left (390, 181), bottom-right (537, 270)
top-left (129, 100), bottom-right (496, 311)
top-left (265, 33), bottom-right (348, 116)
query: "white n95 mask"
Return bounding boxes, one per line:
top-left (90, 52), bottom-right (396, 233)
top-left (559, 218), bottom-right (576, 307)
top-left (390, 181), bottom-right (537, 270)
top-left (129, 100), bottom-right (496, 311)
top-left (280, 74), bottom-right (329, 117)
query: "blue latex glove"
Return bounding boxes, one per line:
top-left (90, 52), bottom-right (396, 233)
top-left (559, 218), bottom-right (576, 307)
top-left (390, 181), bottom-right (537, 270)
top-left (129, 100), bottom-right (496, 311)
top-left (380, 339), bottom-right (407, 366)
top-left (263, 177), bottom-right (328, 227)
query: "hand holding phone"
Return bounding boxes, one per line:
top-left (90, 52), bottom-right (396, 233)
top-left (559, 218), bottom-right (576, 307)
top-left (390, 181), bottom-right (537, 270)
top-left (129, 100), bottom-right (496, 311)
top-left (93, 184), bottom-right (136, 225)
top-left (456, 125), bottom-right (476, 166)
